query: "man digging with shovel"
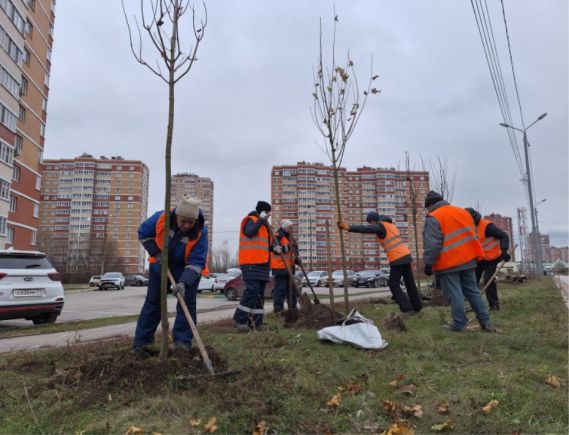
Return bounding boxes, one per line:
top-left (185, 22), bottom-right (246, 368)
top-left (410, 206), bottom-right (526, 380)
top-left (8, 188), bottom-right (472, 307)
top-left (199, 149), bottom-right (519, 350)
top-left (134, 195), bottom-right (208, 352)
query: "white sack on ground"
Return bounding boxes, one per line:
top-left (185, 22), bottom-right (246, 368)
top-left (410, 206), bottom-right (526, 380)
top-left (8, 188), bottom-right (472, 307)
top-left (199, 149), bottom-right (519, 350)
top-left (317, 309), bottom-right (388, 350)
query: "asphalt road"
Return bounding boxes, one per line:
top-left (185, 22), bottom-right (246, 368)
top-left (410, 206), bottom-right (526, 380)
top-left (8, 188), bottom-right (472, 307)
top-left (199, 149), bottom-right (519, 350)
top-left (0, 284), bottom-right (389, 329)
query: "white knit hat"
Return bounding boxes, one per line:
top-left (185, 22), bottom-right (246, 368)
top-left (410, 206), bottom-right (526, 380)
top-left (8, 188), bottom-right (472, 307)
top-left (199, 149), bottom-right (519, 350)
top-left (176, 195), bottom-right (200, 219)
top-left (281, 219), bottom-right (294, 229)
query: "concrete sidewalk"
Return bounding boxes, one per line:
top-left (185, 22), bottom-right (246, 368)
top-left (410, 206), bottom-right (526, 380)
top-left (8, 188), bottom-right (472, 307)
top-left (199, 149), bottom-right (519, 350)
top-left (554, 274), bottom-right (569, 309)
top-left (0, 290), bottom-right (390, 354)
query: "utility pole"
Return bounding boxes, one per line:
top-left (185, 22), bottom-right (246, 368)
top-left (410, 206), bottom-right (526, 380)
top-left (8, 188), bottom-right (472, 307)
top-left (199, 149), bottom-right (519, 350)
top-left (500, 113), bottom-right (547, 277)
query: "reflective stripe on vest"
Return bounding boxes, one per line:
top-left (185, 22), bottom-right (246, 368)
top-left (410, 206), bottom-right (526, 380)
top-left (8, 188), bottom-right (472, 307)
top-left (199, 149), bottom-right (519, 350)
top-left (428, 204), bottom-right (484, 271)
top-left (378, 222), bottom-right (411, 264)
top-left (238, 215), bottom-right (270, 265)
top-left (270, 234), bottom-right (294, 270)
top-left (478, 219), bottom-right (501, 261)
top-left (149, 211), bottom-right (201, 264)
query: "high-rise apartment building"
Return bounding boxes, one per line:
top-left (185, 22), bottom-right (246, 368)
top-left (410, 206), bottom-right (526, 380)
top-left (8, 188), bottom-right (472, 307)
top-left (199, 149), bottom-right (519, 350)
top-left (271, 162), bottom-right (429, 271)
top-left (38, 154), bottom-right (149, 279)
top-left (550, 246), bottom-right (568, 263)
top-left (170, 172), bottom-right (214, 249)
top-left (484, 213), bottom-right (515, 261)
top-left (1, 0), bottom-right (55, 249)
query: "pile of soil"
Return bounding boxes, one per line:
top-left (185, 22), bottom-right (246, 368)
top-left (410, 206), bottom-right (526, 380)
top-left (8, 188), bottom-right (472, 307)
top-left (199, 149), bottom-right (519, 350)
top-left (10, 339), bottom-right (228, 407)
top-left (424, 289), bottom-right (449, 307)
top-left (293, 303), bottom-right (344, 329)
top-left (383, 312), bottom-right (407, 331)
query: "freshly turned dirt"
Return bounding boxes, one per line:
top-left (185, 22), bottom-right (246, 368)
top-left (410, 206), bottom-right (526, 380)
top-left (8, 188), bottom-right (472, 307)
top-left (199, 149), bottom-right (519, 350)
top-left (383, 312), bottom-right (407, 331)
top-left (293, 303), bottom-right (344, 329)
top-left (424, 288), bottom-right (449, 306)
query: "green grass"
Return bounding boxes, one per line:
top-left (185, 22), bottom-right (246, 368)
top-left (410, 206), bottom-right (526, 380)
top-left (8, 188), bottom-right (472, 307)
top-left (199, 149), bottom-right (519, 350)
top-left (0, 279), bottom-right (567, 434)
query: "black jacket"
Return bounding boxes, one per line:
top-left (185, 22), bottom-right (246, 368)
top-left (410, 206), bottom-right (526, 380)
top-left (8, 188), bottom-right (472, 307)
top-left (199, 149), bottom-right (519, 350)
top-left (348, 222), bottom-right (412, 266)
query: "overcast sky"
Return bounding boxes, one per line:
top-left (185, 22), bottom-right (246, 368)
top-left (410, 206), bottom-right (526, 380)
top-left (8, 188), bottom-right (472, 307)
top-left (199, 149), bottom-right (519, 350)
top-left (45, 0), bottom-right (568, 253)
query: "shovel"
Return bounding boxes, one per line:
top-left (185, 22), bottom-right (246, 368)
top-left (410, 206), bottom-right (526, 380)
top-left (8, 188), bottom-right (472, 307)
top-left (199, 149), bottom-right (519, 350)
top-left (298, 262), bottom-right (321, 304)
top-left (480, 244), bottom-right (518, 294)
top-left (167, 268), bottom-right (240, 379)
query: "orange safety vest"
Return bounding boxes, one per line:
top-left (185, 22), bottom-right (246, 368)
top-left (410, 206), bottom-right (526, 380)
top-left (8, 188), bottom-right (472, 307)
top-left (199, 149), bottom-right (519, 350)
top-left (202, 255), bottom-right (210, 277)
top-left (478, 219), bottom-right (501, 261)
top-left (428, 204), bottom-right (484, 272)
top-left (149, 211), bottom-right (202, 264)
top-left (238, 215), bottom-right (270, 265)
top-left (378, 222), bottom-right (411, 264)
top-left (270, 234), bottom-right (294, 270)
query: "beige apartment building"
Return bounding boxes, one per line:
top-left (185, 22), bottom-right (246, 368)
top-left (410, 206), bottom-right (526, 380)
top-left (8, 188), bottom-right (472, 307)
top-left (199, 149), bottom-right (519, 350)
top-left (271, 162), bottom-right (429, 271)
top-left (38, 154), bottom-right (149, 279)
top-left (171, 172), bottom-right (213, 249)
top-left (0, 0), bottom-right (55, 249)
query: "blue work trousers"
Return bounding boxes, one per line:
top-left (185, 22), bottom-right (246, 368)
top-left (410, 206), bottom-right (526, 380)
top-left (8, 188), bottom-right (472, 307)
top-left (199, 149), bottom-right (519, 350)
top-left (273, 274), bottom-right (298, 313)
top-left (233, 279), bottom-right (266, 328)
top-left (133, 263), bottom-right (198, 349)
top-left (438, 268), bottom-right (491, 330)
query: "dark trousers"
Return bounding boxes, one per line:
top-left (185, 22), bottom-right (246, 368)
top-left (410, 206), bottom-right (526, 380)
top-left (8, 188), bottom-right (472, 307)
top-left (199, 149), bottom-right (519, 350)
top-left (273, 273), bottom-right (298, 313)
top-left (388, 263), bottom-right (423, 312)
top-left (233, 279), bottom-right (266, 327)
top-left (476, 259), bottom-right (500, 309)
top-left (133, 263), bottom-right (198, 349)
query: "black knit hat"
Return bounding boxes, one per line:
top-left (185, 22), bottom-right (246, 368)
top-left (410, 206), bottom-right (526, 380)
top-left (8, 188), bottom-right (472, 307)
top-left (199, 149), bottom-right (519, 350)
top-left (424, 191), bottom-right (443, 208)
top-left (366, 211), bottom-right (380, 223)
top-left (378, 215), bottom-right (393, 223)
top-left (256, 201), bottom-right (272, 213)
top-left (464, 207), bottom-right (482, 225)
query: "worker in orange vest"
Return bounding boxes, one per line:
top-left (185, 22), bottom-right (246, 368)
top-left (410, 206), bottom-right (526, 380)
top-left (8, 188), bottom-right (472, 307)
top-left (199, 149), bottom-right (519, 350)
top-left (134, 196), bottom-right (208, 350)
top-left (338, 212), bottom-right (422, 314)
top-left (270, 219), bottom-right (300, 314)
top-left (423, 191), bottom-right (495, 332)
top-left (233, 201), bottom-right (277, 332)
top-left (465, 208), bottom-right (511, 310)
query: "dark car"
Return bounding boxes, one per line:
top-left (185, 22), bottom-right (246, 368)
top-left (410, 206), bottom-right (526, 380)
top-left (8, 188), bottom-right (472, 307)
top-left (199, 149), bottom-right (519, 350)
top-left (125, 274), bottom-right (149, 287)
top-left (354, 270), bottom-right (388, 288)
top-left (223, 273), bottom-right (303, 301)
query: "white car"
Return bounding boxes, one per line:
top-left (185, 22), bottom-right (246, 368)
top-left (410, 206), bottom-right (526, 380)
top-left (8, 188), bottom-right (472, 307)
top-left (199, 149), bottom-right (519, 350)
top-left (197, 275), bottom-right (215, 292)
top-left (89, 275), bottom-right (101, 287)
top-left (98, 272), bottom-right (125, 290)
top-left (211, 273), bottom-right (233, 291)
top-left (0, 249), bottom-right (65, 325)
top-left (303, 271), bottom-right (328, 287)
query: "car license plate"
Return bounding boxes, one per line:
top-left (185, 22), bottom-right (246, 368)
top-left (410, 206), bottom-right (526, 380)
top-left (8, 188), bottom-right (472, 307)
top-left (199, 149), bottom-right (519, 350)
top-left (13, 288), bottom-right (46, 297)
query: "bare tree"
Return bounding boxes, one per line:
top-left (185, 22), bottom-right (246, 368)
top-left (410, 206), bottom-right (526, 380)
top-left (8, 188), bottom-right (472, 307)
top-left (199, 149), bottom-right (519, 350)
top-left (421, 156), bottom-right (456, 202)
top-left (123, 0), bottom-right (207, 358)
top-left (210, 241), bottom-right (237, 273)
top-left (310, 12), bottom-right (379, 313)
top-left (405, 152), bottom-right (421, 291)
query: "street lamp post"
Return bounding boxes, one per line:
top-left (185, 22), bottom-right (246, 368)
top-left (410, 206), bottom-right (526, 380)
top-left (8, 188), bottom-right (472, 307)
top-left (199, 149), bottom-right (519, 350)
top-left (500, 113), bottom-right (547, 276)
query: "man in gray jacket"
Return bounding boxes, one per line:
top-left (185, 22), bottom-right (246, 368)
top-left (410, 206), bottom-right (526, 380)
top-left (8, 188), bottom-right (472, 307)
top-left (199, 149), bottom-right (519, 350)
top-left (423, 191), bottom-right (495, 332)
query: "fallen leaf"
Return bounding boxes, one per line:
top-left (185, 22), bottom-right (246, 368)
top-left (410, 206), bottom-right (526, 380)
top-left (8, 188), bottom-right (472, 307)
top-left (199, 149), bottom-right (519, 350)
top-left (252, 420), bottom-right (267, 435)
top-left (125, 427), bottom-right (144, 435)
top-left (203, 417), bottom-right (218, 433)
top-left (546, 375), bottom-right (561, 389)
top-left (381, 420), bottom-right (414, 435)
top-left (382, 400), bottom-right (398, 416)
top-left (436, 401), bottom-right (450, 415)
top-left (482, 400), bottom-right (499, 415)
top-left (327, 394), bottom-right (341, 408)
top-left (511, 430), bottom-right (521, 435)
top-left (398, 384), bottom-right (417, 396)
top-left (151, 433), bottom-right (163, 435)
top-left (430, 420), bottom-right (454, 432)
top-left (189, 419), bottom-right (201, 427)
top-left (338, 379), bottom-right (363, 396)
top-left (389, 374), bottom-right (405, 388)
top-left (401, 404), bottom-right (423, 419)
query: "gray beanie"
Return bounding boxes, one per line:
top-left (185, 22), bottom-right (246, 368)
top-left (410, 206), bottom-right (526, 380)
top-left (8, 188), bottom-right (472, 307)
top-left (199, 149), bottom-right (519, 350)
top-left (424, 191), bottom-right (444, 208)
top-left (175, 195), bottom-right (200, 219)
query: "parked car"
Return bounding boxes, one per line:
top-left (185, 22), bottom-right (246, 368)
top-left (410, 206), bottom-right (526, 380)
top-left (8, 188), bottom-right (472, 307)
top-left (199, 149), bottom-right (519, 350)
top-left (379, 269), bottom-right (390, 280)
top-left (354, 270), bottom-right (388, 288)
top-left (324, 269), bottom-right (357, 287)
top-left (98, 272), bottom-right (125, 290)
top-left (303, 270), bottom-right (328, 287)
top-left (211, 273), bottom-right (232, 292)
top-left (197, 275), bottom-right (216, 292)
top-left (89, 275), bottom-right (101, 287)
top-left (125, 274), bottom-right (149, 287)
top-left (223, 272), bottom-right (302, 301)
top-left (0, 250), bottom-right (64, 325)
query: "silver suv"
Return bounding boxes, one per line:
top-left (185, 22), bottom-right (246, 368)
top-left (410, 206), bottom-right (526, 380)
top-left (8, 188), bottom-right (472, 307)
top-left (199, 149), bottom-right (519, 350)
top-left (0, 250), bottom-right (65, 324)
top-left (98, 272), bottom-right (125, 290)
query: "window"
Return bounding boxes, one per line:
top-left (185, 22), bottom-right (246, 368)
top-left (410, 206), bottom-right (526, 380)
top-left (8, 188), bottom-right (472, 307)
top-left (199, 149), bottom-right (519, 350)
top-left (0, 179), bottom-right (10, 200)
top-left (40, 122), bottom-right (45, 138)
top-left (0, 102), bottom-right (17, 132)
top-left (6, 226), bottom-right (13, 243)
top-left (35, 176), bottom-right (41, 190)
top-left (12, 165), bottom-right (20, 181)
top-left (31, 230), bottom-right (37, 246)
top-left (42, 98), bottom-right (47, 112)
top-left (19, 76), bottom-right (27, 96)
top-left (23, 47), bottom-right (30, 65)
top-left (0, 141), bottom-right (13, 166)
top-left (46, 48), bottom-right (51, 63)
top-left (14, 135), bottom-right (22, 156)
top-left (25, 19), bottom-right (32, 37)
top-left (18, 105), bottom-right (25, 122)
top-left (0, 217), bottom-right (6, 235)
top-left (9, 195), bottom-right (16, 212)
top-left (33, 203), bottom-right (39, 218)
top-left (1, 66), bottom-right (20, 97)
top-left (25, 0), bottom-right (35, 11)
top-left (44, 73), bottom-right (49, 87)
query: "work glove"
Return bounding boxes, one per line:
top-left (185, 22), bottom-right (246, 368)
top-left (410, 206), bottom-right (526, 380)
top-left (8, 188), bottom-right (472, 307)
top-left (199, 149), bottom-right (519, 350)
top-left (273, 245), bottom-right (283, 255)
top-left (424, 264), bottom-right (433, 276)
top-left (337, 222), bottom-right (349, 231)
top-left (295, 257), bottom-right (302, 265)
top-left (172, 282), bottom-right (185, 295)
top-left (501, 251), bottom-right (511, 262)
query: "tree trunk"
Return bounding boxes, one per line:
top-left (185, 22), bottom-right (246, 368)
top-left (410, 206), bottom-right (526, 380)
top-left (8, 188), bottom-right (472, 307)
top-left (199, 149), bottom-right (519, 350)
top-left (159, 19), bottom-right (178, 359)
top-left (330, 151), bottom-right (349, 314)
